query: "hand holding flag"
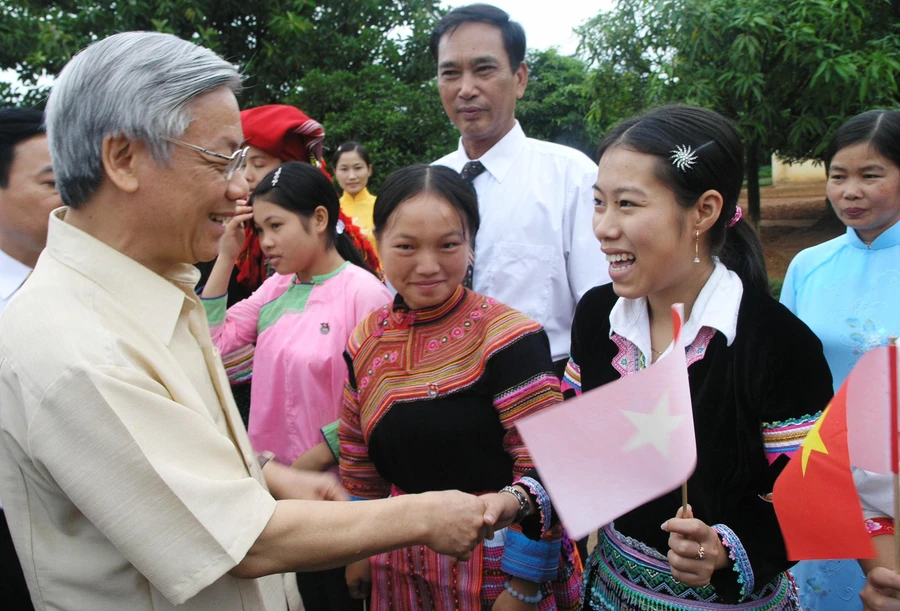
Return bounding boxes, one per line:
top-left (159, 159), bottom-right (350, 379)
top-left (516, 304), bottom-right (696, 539)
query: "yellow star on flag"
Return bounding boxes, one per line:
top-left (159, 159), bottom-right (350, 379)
top-left (801, 405), bottom-right (830, 476)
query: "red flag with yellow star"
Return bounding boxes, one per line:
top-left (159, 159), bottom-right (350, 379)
top-left (772, 382), bottom-right (874, 560)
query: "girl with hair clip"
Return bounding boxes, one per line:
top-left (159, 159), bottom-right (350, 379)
top-left (334, 141), bottom-right (377, 246)
top-left (200, 161), bottom-right (391, 611)
top-left (567, 105), bottom-right (834, 610)
top-left (198, 104), bottom-right (380, 423)
top-left (339, 164), bottom-right (583, 610)
top-left (780, 110), bottom-right (900, 611)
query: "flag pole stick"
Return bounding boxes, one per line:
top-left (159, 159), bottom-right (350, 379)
top-left (682, 482), bottom-right (688, 517)
top-left (888, 337), bottom-right (899, 571)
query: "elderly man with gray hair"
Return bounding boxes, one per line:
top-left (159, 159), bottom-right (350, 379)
top-left (0, 32), bottom-right (510, 611)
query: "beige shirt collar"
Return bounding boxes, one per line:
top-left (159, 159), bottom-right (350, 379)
top-left (45, 207), bottom-right (200, 346)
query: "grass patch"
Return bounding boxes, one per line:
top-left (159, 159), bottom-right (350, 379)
top-left (744, 165), bottom-right (773, 188)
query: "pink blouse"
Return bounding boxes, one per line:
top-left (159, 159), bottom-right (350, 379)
top-left (204, 262), bottom-right (391, 465)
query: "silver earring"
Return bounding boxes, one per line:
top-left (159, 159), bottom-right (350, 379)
top-left (693, 229), bottom-right (700, 263)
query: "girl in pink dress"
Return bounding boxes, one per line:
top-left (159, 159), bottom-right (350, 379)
top-left (200, 161), bottom-right (391, 610)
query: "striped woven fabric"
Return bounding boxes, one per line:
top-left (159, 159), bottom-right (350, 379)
top-left (340, 286), bottom-right (551, 485)
top-left (761, 412), bottom-right (822, 465)
top-left (339, 286), bottom-right (583, 609)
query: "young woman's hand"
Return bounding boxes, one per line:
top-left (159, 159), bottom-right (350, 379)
top-left (262, 461), bottom-right (347, 502)
top-left (861, 566), bottom-right (900, 611)
top-left (662, 505), bottom-right (729, 588)
top-left (492, 589), bottom-right (538, 610)
top-left (291, 441), bottom-right (337, 472)
top-left (492, 577), bottom-right (540, 610)
top-left (345, 558), bottom-right (371, 600)
top-left (218, 204), bottom-right (254, 264)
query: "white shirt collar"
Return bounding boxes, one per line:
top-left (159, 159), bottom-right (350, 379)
top-left (609, 261), bottom-right (744, 358)
top-left (448, 121), bottom-right (527, 184)
top-left (0, 248), bottom-right (32, 302)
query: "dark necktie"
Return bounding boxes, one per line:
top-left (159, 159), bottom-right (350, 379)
top-left (460, 160), bottom-right (486, 184)
top-left (459, 161), bottom-right (485, 288)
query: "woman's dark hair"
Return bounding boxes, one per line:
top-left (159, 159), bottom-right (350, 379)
top-left (824, 110), bottom-right (900, 172)
top-left (332, 141), bottom-right (371, 168)
top-left (374, 164), bottom-right (480, 241)
top-left (597, 104), bottom-right (769, 295)
top-left (251, 161), bottom-right (376, 277)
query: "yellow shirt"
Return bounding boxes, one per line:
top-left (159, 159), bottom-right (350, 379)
top-left (0, 209), bottom-right (301, 610)
top-left (339, 187), bottom-right (377, 247)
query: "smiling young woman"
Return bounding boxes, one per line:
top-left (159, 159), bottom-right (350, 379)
top-left (333, 142), bottom-right (376, 246)
top-left (339, 164), bottom-right (583, 610)
top-left (567, 105), bottom-right (833, 611)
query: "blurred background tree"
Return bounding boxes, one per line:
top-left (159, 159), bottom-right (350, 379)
top-left (578, 0), bottom-right (900, 224)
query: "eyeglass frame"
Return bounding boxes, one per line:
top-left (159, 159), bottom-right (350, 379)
top-left (164, 138), bottom-right (249, 180)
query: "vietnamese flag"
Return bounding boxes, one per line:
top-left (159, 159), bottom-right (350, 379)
top-left (772, 381), bottom-right (874, 560)
top-left (516, 304), bottom-right (695, 540)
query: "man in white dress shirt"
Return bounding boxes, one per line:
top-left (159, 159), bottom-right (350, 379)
top-left (431, 3), bottom-right (610, 373)
top-left (0, 109), bottom-right (59, 314)
top-left (0, 107), bottom-right (59, 610)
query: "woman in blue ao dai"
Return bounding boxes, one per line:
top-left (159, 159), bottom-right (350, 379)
top-left (780, 110), bottom-right (900, 611)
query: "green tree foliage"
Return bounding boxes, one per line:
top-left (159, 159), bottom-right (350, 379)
top-left (0, 0), bottom-right (441, 107)
top-left (578, 0), bottom-right (900, 224)
top-left (518, 49), bottom-right (602, 158)
top-left (0, 0), bottom-right (606, 184)
top-left (291, 64), bottom-right (457, 191)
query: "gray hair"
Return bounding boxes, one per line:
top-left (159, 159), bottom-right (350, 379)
top-left (46, 31), bottom-right (243, 208)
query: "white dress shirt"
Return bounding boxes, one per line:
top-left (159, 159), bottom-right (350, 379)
top-left (609, 261), bottom-right (744, 358)
top-left (435, 121), bottom-right (610, 361)
top-left (0, 248), bottom-right (32, 316)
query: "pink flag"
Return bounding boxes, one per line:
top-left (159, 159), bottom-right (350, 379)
top-left (517, 304), bottom-right (696, 539)
top-left (846, 343), bottom-right (899, 475)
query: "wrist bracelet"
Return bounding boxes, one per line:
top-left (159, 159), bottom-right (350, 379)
top-left (500, 485), bottom-right (531, 522)
top-left (504, 579), bottom-right (542, 604)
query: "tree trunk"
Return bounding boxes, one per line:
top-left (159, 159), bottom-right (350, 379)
top-left (746, 140), bottom-right (761, 228)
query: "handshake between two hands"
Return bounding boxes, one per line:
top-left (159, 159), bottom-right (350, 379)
top-left (275, 464), bottom-right (524, 560)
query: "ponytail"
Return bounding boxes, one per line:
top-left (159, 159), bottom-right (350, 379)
top-left (335, 232), bottom-right (377, 278)
top-left (718, 217), bottom-right (769, 295)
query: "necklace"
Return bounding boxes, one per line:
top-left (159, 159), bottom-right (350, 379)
top-left (650, 346), bottom-right (663, 356)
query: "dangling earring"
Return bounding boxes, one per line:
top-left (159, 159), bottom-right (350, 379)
top-left (693, 229), bottom-right (700, 263)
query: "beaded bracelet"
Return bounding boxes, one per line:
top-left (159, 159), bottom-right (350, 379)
top-left (504, 579), bottom-right (542, 604)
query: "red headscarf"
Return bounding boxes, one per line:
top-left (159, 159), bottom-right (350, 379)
top-left (235, 105), bottom-right (380, 289)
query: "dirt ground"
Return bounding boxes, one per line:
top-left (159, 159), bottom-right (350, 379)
top-left (741, 181), bottom-right (844, 281)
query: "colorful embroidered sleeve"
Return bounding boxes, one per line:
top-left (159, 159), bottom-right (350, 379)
top-left (201, 280), bottom-right (273, 357)
top-left (560, 358), bottom-right (582, 396)
top-left (866, 517), bottom-right (895, 538)
top-left (708, 312), bottom-right (834, 602)
top-left (338, 353), bottom-right (390, 501)
top-left (761, 413), bottom-right (821, 466)
top-left (201, 292), bottom-right (264, 383)
top-left (321, 419), bottom-right (340, 461)
top-left (712, 524), bottom-right (754, 600)
top-left (485, 323), bottom-right (565, 582)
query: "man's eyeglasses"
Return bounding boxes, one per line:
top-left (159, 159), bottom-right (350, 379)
top-left (165, 138), bottom-right (249, 180)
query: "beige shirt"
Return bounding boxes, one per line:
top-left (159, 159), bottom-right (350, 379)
top-left (0, 209), bottom-right (301, 610)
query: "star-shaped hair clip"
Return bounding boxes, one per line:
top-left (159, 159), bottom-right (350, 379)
top-left (670, 145), bottom-right (699, 171)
